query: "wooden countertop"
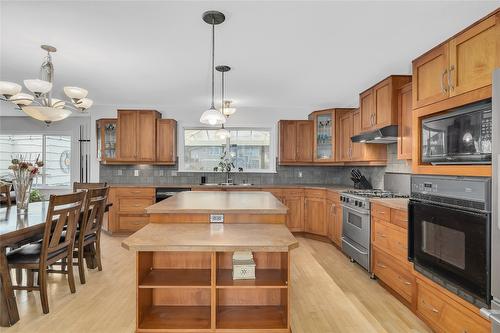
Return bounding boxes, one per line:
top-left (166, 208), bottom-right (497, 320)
top-left (122, 223), bottom-right (299, 252)
top-left (108, 183), bottom-right (353, 192)
top-left (145, 191), bottom-right (288, 214)
top-left (370, 198), bottom-right (409, 211)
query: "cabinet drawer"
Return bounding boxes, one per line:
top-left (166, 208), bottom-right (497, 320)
top-left (390, 209), bottom-right (408, 229)
top-left (282, 188), bottom-right (304, 197)
top-left (372, 203), bottom-right (390, 221)
top-left (416, 281), bottom-right (445, 326)
top-left (114, 187), bottom-right (155, 197)
top-left (304, 189), bottom-right (325, 198)
top-left (372, 218), bottom-right (407, 262)
top-left (441, 301), bottom-right (490, 333)
top-left (118, 197), bottom-right (154, 213)
top-left (373, 249), bottom-right (414, 303)
top-left (119, 216), bottom-right (149, 231)
top-left (326, 190), bottom-right (340, 202)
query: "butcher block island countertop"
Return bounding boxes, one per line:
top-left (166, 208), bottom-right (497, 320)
top-left (123, 223), bottom-right (297, 332)
top-left (147, 191), bottom-right (289, 224)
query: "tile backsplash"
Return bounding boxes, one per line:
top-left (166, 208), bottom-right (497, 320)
top-left (100, 144), bottom-right (410, 189)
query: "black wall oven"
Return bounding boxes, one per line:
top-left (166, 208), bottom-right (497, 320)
top-left (421, 99), bottom-right (492, 165)
top-left (409, 175), bottom-right (491, 307)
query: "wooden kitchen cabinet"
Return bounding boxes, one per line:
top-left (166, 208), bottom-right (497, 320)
top-left (96, 118), bottom-right (117, 163)
top-left (351, 110), bottom-right (363, 161)
top-left (360, 76), bottom-right (411, 132)
top-left (412, 11), bottom-right (499, 110)
top-left (283, 192), bottom-right (304, 232)
top-left (309, 109), bottom-right (336, 162)
top-left (397, 82), bottom-right (413, 160)
top-left (326, 191), bottom-right (342, 247)
top-left (278, 120), bottom-right (314, 164)
top-left (156, 119), bottom-right (177, 164)
top-left (117, 110), bottom-right (160, 162)
top-left (338, 111), bottom-right (353, 161)
top-left (304, 190), bottom-right (327, 236)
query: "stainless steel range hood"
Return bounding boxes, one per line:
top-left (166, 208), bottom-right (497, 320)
top-left (351, 125), bottom-right (398, 144)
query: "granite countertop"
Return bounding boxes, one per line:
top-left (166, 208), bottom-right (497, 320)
top-left (145, 191), bottom-right (288, 214)
top-left (370, 198), bottom-right (409, 211)
top-left (108, 183), bottom-right (354, 192)
top-left (122, 223), bottom-right (299, 252)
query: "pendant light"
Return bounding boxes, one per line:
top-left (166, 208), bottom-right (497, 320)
top-left (215, 65), bottom-right (231, 140)
top-left (200, 11), bottom-right (226, 126)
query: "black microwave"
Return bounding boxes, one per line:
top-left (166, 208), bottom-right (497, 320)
top-left (421, 99), bottom-right (492, 165)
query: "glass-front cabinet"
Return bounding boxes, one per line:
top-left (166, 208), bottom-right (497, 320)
top-left (309, 109), bottom-right (335, 162)
top-left (96, 119), bottom-right (117, 162)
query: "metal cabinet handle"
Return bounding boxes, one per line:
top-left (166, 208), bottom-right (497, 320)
top-left (441, 68), bottom-right (448, 94)
top-left (377, 233), bottom-right (387, 238)
top-left (448, 65), bottom-right (455, 91)
top-left (422, 300), bottom-right (439, 314)
top-left (377, 263), bottom-right (387, 268)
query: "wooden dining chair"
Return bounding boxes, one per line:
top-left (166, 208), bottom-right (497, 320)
top-left (6, 191), bottom-right (87, 314)
top-left (73, 182), bottom-right (107, 192)
top-left (0, 183), bottom-right (12, 206)
top-left (73, 186), bottom-right (109, 284)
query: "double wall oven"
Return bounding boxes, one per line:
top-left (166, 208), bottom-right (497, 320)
top-left (409, 175), bottom-right (491, 307)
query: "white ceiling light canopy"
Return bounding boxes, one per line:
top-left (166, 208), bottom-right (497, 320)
top-left (0, 44), bottom-right (93, 125)
top-left (200, 10), bottom-right (226, 126)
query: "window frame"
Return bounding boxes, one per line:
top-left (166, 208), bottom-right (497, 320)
top-left (179, 126), bottom-right (277, 173)
top-left (0, 131), bottom-right (74, 189)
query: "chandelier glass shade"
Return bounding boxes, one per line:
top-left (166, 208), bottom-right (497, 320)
top-left (0, 45), bottom-right (93, 124)
top-left (215, 126), bottom-right (230, 140)
top-left (200, 106), bottom-right (226, 125)
top-left (222, 100), bottom-right (236, 117)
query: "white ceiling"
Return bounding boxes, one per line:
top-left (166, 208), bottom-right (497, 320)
top-left (1, 1), bottom-right (499, 114)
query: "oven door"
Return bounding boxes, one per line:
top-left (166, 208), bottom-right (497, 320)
top-left (342, 205), bottom-right (370, 248)
top-left (409, 199), bottom-right (490, 304)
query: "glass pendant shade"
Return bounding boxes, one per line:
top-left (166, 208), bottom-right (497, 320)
top-left (22, 106), bottom-right (71, 123)
top-left (75, 97), bottom-right (93, 110)
top-left (0, 81), bottom-right (22, 96)
top-left (223, 106), bottom-right (236, 116)
top-left (200, 106), bottom-right (226, 125)
top-left (49, 98), bottom-right (66, 108)
top-left (215, 127), bottom-right (230, 140)
top-left (23, 79), bottom-right (52, 94)
top-left (9, 93), bottom-right (34, 105)
top-left (64, 86), bottom-right (88, 99)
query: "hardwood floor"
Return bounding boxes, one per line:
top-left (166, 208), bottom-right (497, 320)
top-left (3, 234), bottom-right (430, 333)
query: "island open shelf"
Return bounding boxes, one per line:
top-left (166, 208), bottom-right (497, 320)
top-left (123, 223), bottom-right (298, 333)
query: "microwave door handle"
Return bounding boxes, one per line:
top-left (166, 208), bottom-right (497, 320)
top-left (408, 201), bottom-right (415, 262)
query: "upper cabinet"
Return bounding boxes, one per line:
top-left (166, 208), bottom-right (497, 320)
top-left (309, 109), bottom-right (336, 162)
top-left (397, 83), bottom-right (413, 160)
top-left (278, 120), bottom-right (314, 164)
top-left (337, 111), bottom-right (353, 161)
top-left (360, 75), bottom-right (412, 132)
top-left (117, 110), bottom-right (160, 162)
top-left (156, 119), bottom-right (177, 165)
top-left (97, 110), bottom-right (177, 164)
top-left (96, 118), bottom-right (117, 163)
top-left (412, 11), bottom-right (499, 110)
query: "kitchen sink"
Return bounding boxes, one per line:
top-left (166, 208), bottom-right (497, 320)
top-left (199, 183), bottom-right (254, 186)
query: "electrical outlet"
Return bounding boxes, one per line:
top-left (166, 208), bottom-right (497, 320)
top-left (171, 171), bottom-right (177, 177)
top-left (134, 170), bottom-right (139, 177)
top-left (298, 171), bottom-right (303, 178)
top-left (117, 169), bottom-right (123, 176)
top-left (159, 170), bottom-right (164, 177)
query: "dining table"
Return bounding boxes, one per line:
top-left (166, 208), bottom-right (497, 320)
top-left (0, 200), bottom-right (112, 327)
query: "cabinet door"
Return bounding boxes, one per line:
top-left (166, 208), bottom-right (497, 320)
top-left (326, 199), bottom-right (340, 245)
top-left (304, 197), bottom-right (326, 236)
top-left (117, 110), bottom-right (137, 161)
top-left (360, 89), bottom-right (374, 131)
top-left (137, 111), bottom-right (157, 162)
top-left (351, 110), bottom-right (362, 161)
top-left (335, 203), bottom-right (343, 245)
top-left (338, 112), bottom-right (353, 161)
top-left (374, 78), bottom-right (393, 128)
top-left (283, 195), bottom-right (304, 232)
top-left (279, 121), bottom-right (297, 163)
top-left (296, 121), bottom-right (314, 162)
top-left (156, 119), bottom-right (177, 164)
top-left (397, 83), bottom-right (413, 160)
top-left (313, 111), bottom-right (335, 162)
top-left (449, 15), bottom-right (497, 97)
top-left (412, 44), bottom-right (449, 109)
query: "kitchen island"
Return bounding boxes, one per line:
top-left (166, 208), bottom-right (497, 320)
top-left (146, 191), bottom-right (288, 224)
top-left (123, 223), bottom-right (298, 332)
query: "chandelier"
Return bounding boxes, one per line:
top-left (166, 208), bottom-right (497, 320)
top-left (0, 45), bottom-right (93, 125)
top-left (199, 11), bottom-right (226, 126)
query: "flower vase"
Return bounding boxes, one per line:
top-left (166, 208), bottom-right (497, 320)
top-left (13, 178), bottom-right (33, 212)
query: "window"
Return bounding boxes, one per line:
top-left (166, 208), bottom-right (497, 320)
top-left (0, 134), bottom-right (72, 187)
top-left (182, 128), bottom-right (274, 172)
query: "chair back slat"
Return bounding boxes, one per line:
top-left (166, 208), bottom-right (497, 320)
top-left (73, 182), bottom-right (107, 192)
top-left (81, 187), bottom-right (109, 238)
top-left (41, 191), bottom-right (86, 262)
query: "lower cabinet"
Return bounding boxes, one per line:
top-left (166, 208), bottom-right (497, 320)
top-left (283, 192), bottom-right (304, 232)
top-left (326, 192), bottom-right (342, 247)
top-left (416, 278), bottom-right (490, 333)
top-left (304, 193), bottom-right (327, 236)
top-left (105, 187), bottom-right (155, 234)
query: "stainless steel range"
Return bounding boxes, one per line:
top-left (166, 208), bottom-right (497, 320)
top-left (340, 189), bottom-right (409, 272)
